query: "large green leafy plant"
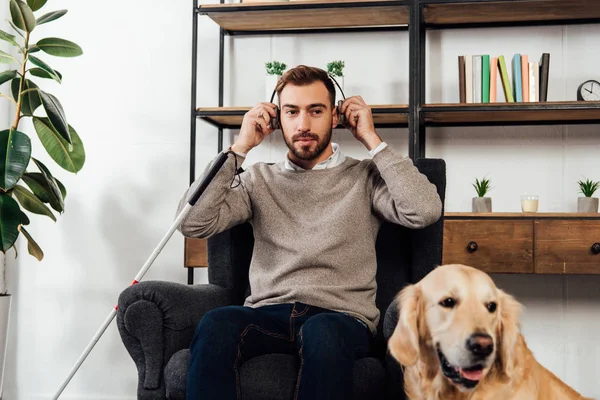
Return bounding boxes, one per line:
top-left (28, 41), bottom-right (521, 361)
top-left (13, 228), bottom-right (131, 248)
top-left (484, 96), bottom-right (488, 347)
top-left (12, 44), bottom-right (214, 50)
top-left (0, 0), bottom-right (84, 270)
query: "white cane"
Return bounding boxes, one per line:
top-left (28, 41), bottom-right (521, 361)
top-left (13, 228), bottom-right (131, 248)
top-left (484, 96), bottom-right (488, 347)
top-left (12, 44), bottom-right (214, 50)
top-left (52, 151), bottom-right (230, 399)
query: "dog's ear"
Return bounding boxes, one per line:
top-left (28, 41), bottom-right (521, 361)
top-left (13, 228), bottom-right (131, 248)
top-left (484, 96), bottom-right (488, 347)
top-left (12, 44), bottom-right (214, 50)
top-left (497, 289), bottom-right (523, 378)
top-left (388, 284), bottom-right (421, 367)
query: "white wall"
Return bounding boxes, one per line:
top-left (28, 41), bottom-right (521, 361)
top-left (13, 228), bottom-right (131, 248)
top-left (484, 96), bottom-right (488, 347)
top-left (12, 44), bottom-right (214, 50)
top-left (2, 1), bottom-right (599, 399)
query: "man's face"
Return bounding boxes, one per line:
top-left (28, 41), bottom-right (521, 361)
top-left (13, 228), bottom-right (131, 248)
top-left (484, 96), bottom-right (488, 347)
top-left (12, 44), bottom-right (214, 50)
top-left (279, 81), bottom-right (338, 163)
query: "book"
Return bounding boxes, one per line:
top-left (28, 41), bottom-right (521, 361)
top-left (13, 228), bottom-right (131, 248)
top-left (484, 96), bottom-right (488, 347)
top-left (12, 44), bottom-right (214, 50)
top-left (473, 55), bottom-right (482, 103)
top-left (521, 54), bottom-right (529, 102)
top-left (498, 55), bottom-right (514, 102)
top-left (458, 55), bottom-right (466, 103)
top-left (490, 57), bottom-right (498, 103)
top-left (512, 54), bottom-right (522, 102)
top-left (529, 61), bottom-right (539, 102)
top-left (539, 53), bottom-right (550, 101)
top-left (482, 54), bottom-right (490, 103)
top-left (465, 56), bottom-right (473, 103)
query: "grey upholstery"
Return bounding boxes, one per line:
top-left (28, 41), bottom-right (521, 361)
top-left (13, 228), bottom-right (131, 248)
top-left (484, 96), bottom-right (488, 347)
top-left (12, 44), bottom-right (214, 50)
top-left (117, 158), bottom-right (446, 400)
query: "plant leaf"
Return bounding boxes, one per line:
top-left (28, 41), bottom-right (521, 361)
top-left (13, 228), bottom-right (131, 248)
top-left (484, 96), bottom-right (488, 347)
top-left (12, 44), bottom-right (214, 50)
top-left (11, 78), bottom-right (42, 115)
top-left (36, 9), bottom-right (67, 25)
top-left (9, 0), bottom-right (36, 33)
top-left (21, 172), bottom-right (50, 202)
top-left (33, 118), bottom-right (85, 173)
top-left (12, 183), bottom-right (56, 221)
top-left (18, 225), bottom-right (43, 260)
top-left (29, 67), bottom-right (62, 80)
top-left (0, 129), bottom-right (31, 191)
top-left (26, 0), bottom-right (47, 12)
top-left (0, 192), bottom-right (21, 252)
top-left (39, 90), bottom-right (71, 143)
top-left (31, 157), bottom-right (63, 212)
top-left (36, 37), bottom-right (82, 57)
top-left (8, 21), bottom-right (25, 39)
top-left (0, 29), bottom-right (20, 48)
top-left (0, 49), bottom-right (17, 64)
top-left (20, 210), bottom-right (29, 225)
top-left (0, 70), bottom-right (17, 86)
top-left (28, 54), bottom-right (61, 83)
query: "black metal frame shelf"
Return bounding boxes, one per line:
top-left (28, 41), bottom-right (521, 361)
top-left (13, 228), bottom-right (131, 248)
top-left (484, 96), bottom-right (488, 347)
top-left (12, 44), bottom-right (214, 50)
top-left (187, 0), bottom-right (600, 282)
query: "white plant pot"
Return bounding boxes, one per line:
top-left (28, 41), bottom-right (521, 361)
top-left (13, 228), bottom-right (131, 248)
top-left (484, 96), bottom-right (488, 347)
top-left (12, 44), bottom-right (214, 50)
top-left (578, 197), bottom-right (599, 213)
top-left (472, 197), bottom-right (492, 213)
top-left (265, 74), bottom-right (280, 102)
top-left (0, 295), bottom-right (11, 398)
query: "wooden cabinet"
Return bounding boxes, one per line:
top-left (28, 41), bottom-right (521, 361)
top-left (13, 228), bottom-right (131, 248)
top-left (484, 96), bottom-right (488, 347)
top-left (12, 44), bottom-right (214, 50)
top-left (443, 213), bottom-right (600, 275)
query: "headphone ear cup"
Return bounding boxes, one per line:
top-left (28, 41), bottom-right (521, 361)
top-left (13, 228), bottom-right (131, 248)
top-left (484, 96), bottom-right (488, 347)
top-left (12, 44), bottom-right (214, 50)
top-left (270, 107), bottom-right (280, 130)
top-left (337, 100), bottom-right (345, 126)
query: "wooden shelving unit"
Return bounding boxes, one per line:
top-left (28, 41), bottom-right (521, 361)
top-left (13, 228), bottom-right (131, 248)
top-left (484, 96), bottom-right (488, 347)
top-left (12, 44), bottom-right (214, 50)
top-left (196, 104), bottom-right (409, 129)
top-left (198, 0), bottom-right (409, 34)
top-left (422, 101), bottom-right (600, 126)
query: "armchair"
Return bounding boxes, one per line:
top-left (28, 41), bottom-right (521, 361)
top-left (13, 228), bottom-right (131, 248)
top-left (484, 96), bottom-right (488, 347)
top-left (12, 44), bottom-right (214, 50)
top-left (117, 158), bottom-right (446, 400)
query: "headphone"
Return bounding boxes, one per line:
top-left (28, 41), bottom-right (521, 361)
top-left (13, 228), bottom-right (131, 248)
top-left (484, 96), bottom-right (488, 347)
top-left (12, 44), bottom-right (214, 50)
top-left (269, 74), bottom-right (347, 130)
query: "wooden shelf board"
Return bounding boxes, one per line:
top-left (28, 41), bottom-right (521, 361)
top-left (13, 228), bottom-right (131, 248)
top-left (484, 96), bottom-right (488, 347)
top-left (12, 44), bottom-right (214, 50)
top-left (422, 101), bottom-right (600, 126)
top-left (445, 212), bottom-right (600, 219)
top-left (197, 104), bottom-right (409, 128)
top-left (423, 0), bottom-right (600, 27)
top-left (198, 0), bottom-right (409, 32)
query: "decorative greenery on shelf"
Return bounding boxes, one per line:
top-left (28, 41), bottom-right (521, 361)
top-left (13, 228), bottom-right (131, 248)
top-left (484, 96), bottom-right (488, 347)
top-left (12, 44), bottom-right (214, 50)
top-left (265, 61), bottom-right (286, 76)
top-left (472, 176), bottom-right (492, 197)
top-left (0, 0), bottom-right (85, 269)
top-left (577, 178), bottom-right (599, 198)
top-left (327, 60), bottom-right (345, 77)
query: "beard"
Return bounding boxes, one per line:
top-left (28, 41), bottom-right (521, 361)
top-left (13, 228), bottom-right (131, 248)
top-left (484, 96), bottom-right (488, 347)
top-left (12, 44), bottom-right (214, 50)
top-left (282, 126), bottom-right (332, 161)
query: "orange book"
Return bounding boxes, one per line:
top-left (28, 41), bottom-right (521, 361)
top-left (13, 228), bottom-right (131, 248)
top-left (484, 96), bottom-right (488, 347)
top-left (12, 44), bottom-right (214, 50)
top-left (521, 54), bottom-right (529, 102)
top-left (490, 57), bottom-right (498, 103)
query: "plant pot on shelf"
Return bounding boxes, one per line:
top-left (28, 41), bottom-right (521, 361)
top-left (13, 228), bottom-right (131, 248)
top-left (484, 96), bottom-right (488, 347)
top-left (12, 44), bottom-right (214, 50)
top-left (472, 197), bottom-right (492, 213)
top-left (0, 295), bottom-right (11, 397)
top-left (577, 197), bottom-right (599, 213)
top-left (265, 74), bottom-right (281, 102)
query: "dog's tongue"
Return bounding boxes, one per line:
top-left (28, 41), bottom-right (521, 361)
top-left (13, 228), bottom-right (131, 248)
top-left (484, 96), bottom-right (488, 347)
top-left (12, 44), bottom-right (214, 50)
top-left (460, 368), bottom-right (483, 381)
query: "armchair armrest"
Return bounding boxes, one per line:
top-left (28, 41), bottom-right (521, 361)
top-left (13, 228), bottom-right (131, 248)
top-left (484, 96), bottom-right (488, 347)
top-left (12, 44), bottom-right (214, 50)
top-left (116, 280), bottom-right (233, 398)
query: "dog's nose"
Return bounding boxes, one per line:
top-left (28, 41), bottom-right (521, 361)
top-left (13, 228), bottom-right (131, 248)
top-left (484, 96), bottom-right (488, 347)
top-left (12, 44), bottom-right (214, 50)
top-left (467, 333), bottom-right (494, 357)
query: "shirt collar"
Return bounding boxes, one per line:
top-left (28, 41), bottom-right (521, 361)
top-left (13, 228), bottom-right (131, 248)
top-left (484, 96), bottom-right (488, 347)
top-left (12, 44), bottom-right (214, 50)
top-left (284, 142), bottom-right (345, 171)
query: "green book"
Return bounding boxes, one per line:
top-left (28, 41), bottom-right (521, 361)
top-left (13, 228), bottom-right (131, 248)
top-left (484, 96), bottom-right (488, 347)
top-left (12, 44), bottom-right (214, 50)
top-left (498, 55), bottom-right (514, 102)
top-left (481, 54), bottom-right (490, 103)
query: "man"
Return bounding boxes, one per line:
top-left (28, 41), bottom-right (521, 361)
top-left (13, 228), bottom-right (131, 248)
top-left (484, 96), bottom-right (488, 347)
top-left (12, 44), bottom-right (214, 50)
top-left (177, 65), bottom-right (442, 399)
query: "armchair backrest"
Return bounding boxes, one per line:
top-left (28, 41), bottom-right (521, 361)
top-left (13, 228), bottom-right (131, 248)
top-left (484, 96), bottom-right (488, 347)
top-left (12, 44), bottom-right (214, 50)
top-left (206, 158), bottom-right (446, 355)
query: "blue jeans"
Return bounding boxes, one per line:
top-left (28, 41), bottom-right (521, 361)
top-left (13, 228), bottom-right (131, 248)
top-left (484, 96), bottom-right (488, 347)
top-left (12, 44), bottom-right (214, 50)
top-left (186, 302), bottom-right (374, 400)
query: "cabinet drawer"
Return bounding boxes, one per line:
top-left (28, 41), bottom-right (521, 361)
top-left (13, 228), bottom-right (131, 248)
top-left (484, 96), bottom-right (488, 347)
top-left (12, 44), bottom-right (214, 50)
top-left (443, 220), bottom-right (534, 273)
top-left (534, 220), bottom-right (600, 274)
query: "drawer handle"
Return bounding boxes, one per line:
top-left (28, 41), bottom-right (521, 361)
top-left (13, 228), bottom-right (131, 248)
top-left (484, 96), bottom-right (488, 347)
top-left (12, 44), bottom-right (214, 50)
top-left (467, 241), bottom-right (478, 253)
top-left (592, 243), bottom-right (600, 255)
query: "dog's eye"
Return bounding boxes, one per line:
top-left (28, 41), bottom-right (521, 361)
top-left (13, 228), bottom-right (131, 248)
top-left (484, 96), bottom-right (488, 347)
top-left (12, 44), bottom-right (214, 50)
top-left (439, 298), bottom-right (456, 308)
top-left (487, 302), bottom-right (497, 313)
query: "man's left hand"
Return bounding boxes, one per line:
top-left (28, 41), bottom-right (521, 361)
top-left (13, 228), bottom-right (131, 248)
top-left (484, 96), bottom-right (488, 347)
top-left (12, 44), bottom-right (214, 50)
top-left (339, 96), bottom-right (382, 151)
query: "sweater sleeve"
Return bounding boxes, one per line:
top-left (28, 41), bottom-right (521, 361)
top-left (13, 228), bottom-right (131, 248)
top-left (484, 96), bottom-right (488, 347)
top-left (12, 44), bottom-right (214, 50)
top-left (369, 146), bottom-right (442, 229)
top-left (175, 151), bottom-right (253, 238)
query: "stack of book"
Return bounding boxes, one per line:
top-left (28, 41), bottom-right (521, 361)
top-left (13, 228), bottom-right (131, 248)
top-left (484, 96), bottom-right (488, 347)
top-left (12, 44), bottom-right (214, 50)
top-left (458, 53), bottom-right (550, 103)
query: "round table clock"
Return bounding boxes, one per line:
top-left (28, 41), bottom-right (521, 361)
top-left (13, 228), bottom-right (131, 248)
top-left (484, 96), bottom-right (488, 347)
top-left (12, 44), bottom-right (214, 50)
top-left (577, 79), bottom-right (600, 101)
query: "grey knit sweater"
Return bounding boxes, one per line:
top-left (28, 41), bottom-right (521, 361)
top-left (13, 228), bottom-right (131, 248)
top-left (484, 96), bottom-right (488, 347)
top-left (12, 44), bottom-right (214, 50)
top-left (177, 146), bottom-right (442, 334)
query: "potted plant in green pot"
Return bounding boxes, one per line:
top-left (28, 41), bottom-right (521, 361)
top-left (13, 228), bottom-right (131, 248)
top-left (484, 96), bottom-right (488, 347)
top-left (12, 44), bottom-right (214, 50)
top-left (577, 178), bottom-right (599, 213)
top-left (327, 60), bottom-right (345, 90)
top-left (472, 176), bottom-right (492, 212)
top-left (0, 0), bottom-right (84, 394)
top-left (265, 61), bottom-right (286, 102)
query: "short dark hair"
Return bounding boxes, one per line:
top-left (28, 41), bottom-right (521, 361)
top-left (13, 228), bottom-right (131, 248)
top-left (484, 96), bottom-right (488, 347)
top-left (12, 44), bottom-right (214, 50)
top-left (275, 64), bottom-right (336, 109)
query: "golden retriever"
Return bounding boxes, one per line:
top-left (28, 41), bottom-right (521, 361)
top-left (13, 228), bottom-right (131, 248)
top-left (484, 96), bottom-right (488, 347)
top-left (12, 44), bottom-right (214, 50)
top-left (388, 264), bottom-right (594, 400)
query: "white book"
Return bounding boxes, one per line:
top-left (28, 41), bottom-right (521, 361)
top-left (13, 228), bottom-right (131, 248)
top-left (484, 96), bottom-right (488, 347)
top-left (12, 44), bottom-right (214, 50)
top-left (465, 56), bottom-right (473, 103)
top-left (473, 55), bottom-right (482, 103)
top-left (529, 61), bottom-right (539, 102)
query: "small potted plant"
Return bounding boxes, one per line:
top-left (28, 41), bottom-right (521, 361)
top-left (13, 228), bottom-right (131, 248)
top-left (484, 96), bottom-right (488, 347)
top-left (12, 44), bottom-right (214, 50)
top-left (327, 60), bottom-right (345, 90)
top-left (265, 61), bottom-right (286, 101)
top-left (472, 176), bottom-right (492, 212)
top-left (577, 177), bottom-right (599, 213)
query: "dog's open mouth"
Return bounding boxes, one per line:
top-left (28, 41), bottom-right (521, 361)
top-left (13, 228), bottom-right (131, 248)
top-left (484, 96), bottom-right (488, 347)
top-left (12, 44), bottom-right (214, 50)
top-left (436, 347), bottom-right (484, 389)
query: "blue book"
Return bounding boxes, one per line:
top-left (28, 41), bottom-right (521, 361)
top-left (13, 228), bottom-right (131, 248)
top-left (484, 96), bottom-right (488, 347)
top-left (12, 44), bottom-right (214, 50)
top-left (512, 54), bottom-right (522, 102)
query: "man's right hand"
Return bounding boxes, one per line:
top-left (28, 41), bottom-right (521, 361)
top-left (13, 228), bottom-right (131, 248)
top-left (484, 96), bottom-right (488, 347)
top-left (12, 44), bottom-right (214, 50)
top-left (231, 102), bottom-right (277, 154)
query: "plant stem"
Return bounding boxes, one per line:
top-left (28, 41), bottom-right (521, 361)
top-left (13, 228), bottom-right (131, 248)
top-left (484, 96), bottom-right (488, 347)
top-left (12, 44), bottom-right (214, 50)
top-left (12, 31), bottom-right (30, 131)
